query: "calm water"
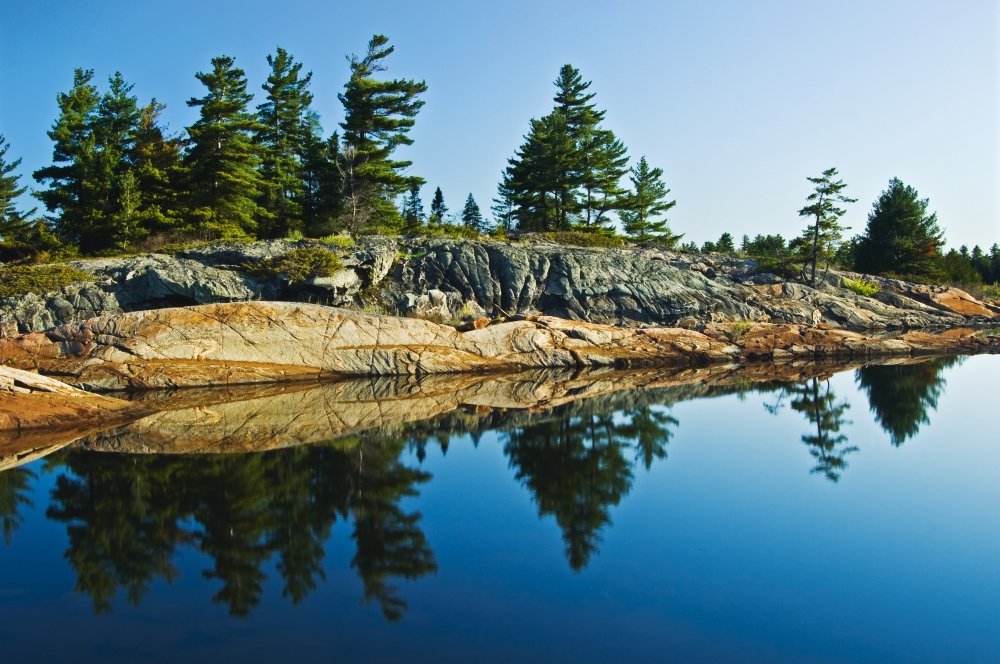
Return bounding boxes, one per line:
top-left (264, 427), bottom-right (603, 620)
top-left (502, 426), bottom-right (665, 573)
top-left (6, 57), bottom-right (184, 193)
top-left (0, 356), bottom-right (997, 663)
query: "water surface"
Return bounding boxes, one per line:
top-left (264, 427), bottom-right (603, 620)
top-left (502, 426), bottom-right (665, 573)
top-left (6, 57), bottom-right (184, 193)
top-left (0, 356), bottom-right (996, 663)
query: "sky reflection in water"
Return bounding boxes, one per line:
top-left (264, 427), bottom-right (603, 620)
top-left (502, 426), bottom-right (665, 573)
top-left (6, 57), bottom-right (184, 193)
top-left (0, 355), bottom-right (996, 663)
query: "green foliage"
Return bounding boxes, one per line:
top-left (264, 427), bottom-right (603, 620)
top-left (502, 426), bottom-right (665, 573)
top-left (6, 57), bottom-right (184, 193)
top-left (246, 245), bottom-right (342, 285)
top-left (855, 178), bottom-right (943, 279)
top-left (794, 167), bottom-right (856, 286)
top-left (0, 135), bottom-right (35, 241)
top-left (542, 230), bottom-right (625, 248)
top-left (184, 55), bottom-right (264, 240)
top-left (841, 277), bottom-right (880, 297)
top-left (503, 65), bottom-right (629, 232)
top-left (400, 182), bottom-right (425, 233)
top-left (428, 186), bottom-right (447, 225)
top-left (619, 156), bottom-right (680, 245)
top-left (317, 233), bottom-right (356, 248)
top-left (423, 222), bottom-right (482, 240)
top-left (256, 47), bottom-right (315, 239)
top-left (0, 264), bottom-right (96, 299)
top-left (460, 193), bottom-right (485, 232)
top-left (702, 232), bottom-right (736, 254)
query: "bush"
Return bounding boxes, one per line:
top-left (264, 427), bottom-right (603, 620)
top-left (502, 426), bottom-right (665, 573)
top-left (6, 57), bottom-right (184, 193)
top-left (246, 246), bottom-right (342, 285)
top-left (316, 234), bottom-right (356, 248)
top-left (842, 277), bottom-right (880, 297)
top-left (0, 264), bottom-right (96, 299)
top-left (424, 223), bottom-right (483, 240)
top-left (542, 230), bottom-right (625, 248)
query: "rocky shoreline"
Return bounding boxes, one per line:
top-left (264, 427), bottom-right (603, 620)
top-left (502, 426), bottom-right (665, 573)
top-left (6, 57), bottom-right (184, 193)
top-left (1, 238), bottom-right (997, 435)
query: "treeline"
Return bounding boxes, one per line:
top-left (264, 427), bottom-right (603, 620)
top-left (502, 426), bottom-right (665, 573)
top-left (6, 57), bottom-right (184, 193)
top-left (0, 33), bottom-right (996, 288)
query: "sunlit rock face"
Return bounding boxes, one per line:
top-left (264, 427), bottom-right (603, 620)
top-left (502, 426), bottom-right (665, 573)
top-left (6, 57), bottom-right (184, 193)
top-left (2, 238), bottom-right (996, 336)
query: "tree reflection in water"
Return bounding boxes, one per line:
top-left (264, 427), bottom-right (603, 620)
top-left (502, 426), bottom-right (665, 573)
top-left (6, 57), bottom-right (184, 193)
top-left (855, 357), bottom-right (960, 446)
top-left (767, 377), bottom-right (857, 482)
top-left (504, 404), bottom-right (678, 570)
top-left (44, 438), bottom-right (436, 620)
top-left (0, 466), bottom-right (35, 546)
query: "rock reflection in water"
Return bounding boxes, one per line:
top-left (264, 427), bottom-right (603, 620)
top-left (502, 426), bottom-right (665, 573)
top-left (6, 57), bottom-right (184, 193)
top-left (0, 356), bottom-right (971, 621)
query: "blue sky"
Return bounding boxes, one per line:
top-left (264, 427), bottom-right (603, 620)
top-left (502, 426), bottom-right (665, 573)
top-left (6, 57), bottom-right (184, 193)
top-left (2, 0), bottom-right (997, 248)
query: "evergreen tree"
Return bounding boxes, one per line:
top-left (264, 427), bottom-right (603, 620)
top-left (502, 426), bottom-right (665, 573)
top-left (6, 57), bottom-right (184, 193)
top-left (301, 127), bottom-right (342, 236)
top-left (794, 167), bottom-right (856, 286)
top-left (786, 378), bottom-right (857, 482)
top-left (855, 357), bottom-right (957, 446)
top-left (33, 68), bottom-right (102, 250)
top-left (855, 178), bottom-right (944, 278)
top-left (460, 193), bottom-right (484, 232)
top-left (503, 65), bottom-right (629, 232)
top-left (0, 135), bottom-right (35, 241)
top-left (131, 100), bottom-right (184, 239)
top-left (94, 72), bottom-right (145, 250)
top-left (184, 55), bottom-right (264, 240)
top-left (256, 47), bottom-right (314, 238)
top-left (338, 34), bottom-right (427, 235)
top-left (619, 156), bottom-right (679, 244)
top-left (490, 177), bottom-right (515, 232)
top-left (400, 182), bottom-right (425, 233)
top-left (428, 186), bottom-right (447, 225)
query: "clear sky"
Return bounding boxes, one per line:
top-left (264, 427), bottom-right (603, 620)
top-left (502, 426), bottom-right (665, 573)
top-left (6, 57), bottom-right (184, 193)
top-left (2, 0), bottom-right (997, 248)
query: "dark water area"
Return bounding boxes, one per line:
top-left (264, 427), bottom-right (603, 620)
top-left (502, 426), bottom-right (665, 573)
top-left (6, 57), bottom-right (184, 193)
top-left (0, 356), bottom-right (997, 663)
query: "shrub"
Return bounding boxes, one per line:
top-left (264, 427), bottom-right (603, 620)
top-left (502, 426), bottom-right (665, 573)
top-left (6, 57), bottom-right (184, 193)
top-left (246, 246), bottom-right (342, 285)
top-left (542, 230), bottom-right (625, 248)
top-left (0, 264), bottom-right (96, 299)
top-left (317, 234), bottom-right (356, 248)
top-left (424, 223), bottom-right (483, 240)
top-left (728, 319), bottom-right (753, 340)
top-left (842, 277), bottom-right (880, 297)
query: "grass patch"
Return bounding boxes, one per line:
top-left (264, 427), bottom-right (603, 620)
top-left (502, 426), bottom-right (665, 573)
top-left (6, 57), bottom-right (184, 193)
top-left (728, 319), bottom-right (754, 340)
top-left (842, 277), bottom-right (880, 297)
top-left (316, 234), bottom-right (356, 248)
top-left (0, 264), bottom-right (96, 299)
top-left (542, 230), bottom-right (625, 248)
top-left (245, 246), bottom-right (342, 285)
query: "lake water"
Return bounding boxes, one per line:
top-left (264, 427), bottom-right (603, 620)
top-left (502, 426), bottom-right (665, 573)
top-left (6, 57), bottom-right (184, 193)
top-left (0, 355), bottom-right (997, 663)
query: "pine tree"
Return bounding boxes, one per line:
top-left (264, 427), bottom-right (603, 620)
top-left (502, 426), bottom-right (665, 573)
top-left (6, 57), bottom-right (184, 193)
top-left (428, 186), bottom-right (447, 225)
top-left (184, 55), bottom-right (264, 240)
top-left (401, 182), bottom-right (424, 233)
top-left (256, 47), bottom-right (314, 238)
top-left (33, 68), bottom-right (102, 250)
top-left (460, 193), bottom-right (485, 232)
top-left (131, 100), bottom-right (184, 239)
top-left (338, 34), bottom-right (427, 235)
top-left (491, 177), bottom-right (515, 232)
top-left (855, 178), bottom-right (944, 278)
top-left (620, 156), bottom-right (679, 244)
top-left (794, 167), bottom-right (856, 286)
top-left (0, 135), bottom-right (35, 241)
top-left (301, 126), bottom-right (342, 236)
top-left (503, 65), bottom-right (630, 233)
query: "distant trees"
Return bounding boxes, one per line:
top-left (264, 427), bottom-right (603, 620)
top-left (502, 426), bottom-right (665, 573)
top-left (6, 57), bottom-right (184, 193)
top-left (460, 193), bottom-right (485, 232)
top-left (855, 178), bottom-right (943, 278)
top-left (793, 167), bottom-right (856, 286)
top-left (400, 183), bottom-right (425, 233)
top-left (428, 186), bottom-right (447, 225)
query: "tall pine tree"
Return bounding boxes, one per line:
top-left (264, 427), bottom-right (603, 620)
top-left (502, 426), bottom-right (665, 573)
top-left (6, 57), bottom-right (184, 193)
top-left (793, 167), bottom-right (856, 286)
top-left (33, 68), bottom-right (102, 251)
top-left (338, 34), bottom-right (427, 235)
top-left (428, 186), bottom-right (447, 225)
top-left (184, 55), bottom-right (264, 240)
top-left (256, 47), bottom-right (314, 238)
